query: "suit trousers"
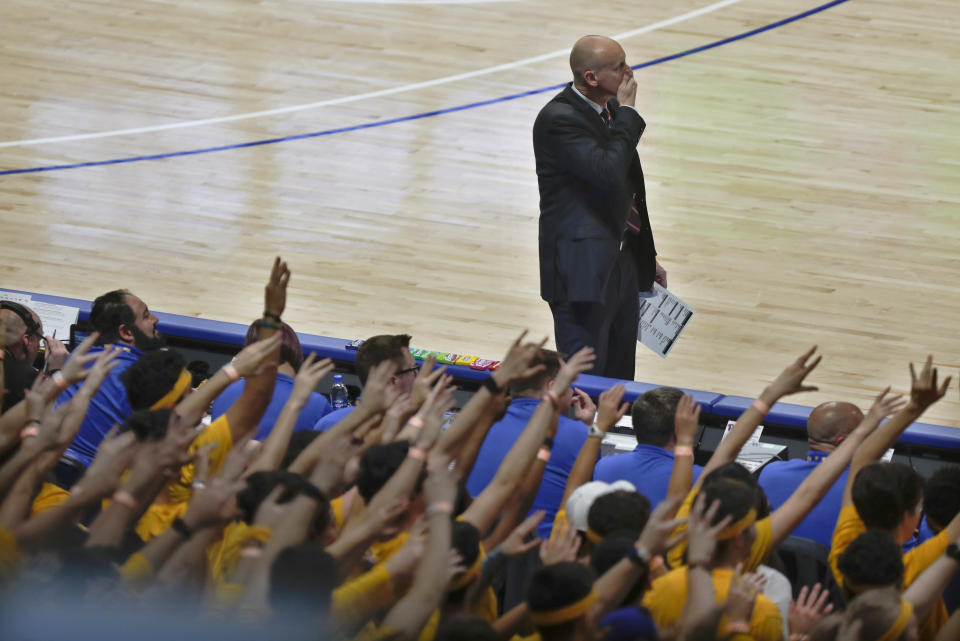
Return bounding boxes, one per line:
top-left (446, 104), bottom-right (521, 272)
top-left (549, 245), bottom-right (639, 380)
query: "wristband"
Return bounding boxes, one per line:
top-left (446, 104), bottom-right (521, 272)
top-left (537, 447), bottom-right (551, 462)
top-left (726, 622), bottom-right (751, 635)
top-left (257, 320), bottom-right (281, 330)
top-left (427, 502), bottom-right (454, 517)
top-left (172, 518), bottom-right (194, 540)
top-left (112, 490), bottom-right (138, 510)
top-left (20, 426), bottom-right (40, 440)
top-left (262, 311), bottom-right (282, 322)
top-left (52, 370), bottom-right (68, 390)
top-left (222, 363), bottom-right (240, 382)
top-left (945, 542), bottom-right (960, 563)
top-left (674, 445), bottom-right (694, 457)
top-left (481, 375), bottom-right (503, 395)
top-left (542, 437), bottom-right (554, 450)
top-left (407, 416), bottom-right (425, 430)
top-left (407, 447), bottom-right (427, 461)
top-left (542, 391), bottom-right (560, 409)
top-left (241, 547), bottom-right (263, 559)
top-left (751, 398), bottom-right (770, 415)
top-left (634, 544), bottom-right (652, 564)
top-left (626, 545), bottom-right (649, 568)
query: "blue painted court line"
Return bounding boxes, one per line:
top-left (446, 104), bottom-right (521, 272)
top-left (0, 0), bottom-right (850, 176)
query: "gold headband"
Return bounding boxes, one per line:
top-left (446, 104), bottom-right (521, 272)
top-left (586, 528), bottom-right (603, 544)
top-left (716, 508), bottom-right (757, 540)
top-left (448, 548), bottom-right (485, 592)
top-left (876, 599), bottom-right (913, 641)
top-left (150, 369), bottom-right (192, 410)
top-left (529, 590), bottom-right (597, 627)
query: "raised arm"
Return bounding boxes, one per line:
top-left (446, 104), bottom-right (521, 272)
top-left (904, 543), bottom-right (960, 621)
top-left (698, 347), bottom-right (820, 488)
top-left (667, 394), bottom-right (701, 506)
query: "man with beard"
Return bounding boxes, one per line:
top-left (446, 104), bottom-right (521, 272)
top-left (53, 289), bottom-right (163, 489)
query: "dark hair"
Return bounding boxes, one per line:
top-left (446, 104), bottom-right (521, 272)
top-left (281, 430), bottom-right (322, 470)
top-left (631, 387), bottom-right (685, 447)
top-left (354, 334), bottom-right (411, 385)
top-left (447, 520), bottom-right (481, 603)
top-left (587, 490), bottom-right (651, 538)
top-left (269, 542), bottom-right (339, 615)
top-left (590, 533), bottom-right (648, 607)
top-left (90, 289), bottom-right (135, 345)
top-left (509, 349), bottom-right (562, 396)
top-left (528, 562), bottom-right (596, 636)
top-left (121, 348), bottom-right (187, 410)
top-left (118, 409), bottom-right (172, 442)
top-left (701, 462), bottom-right (771, 518)
top-left (434, 615), bottom-right (497, 641)
top-left (923, 465), bottom-right (960, 532)
top-left (244, 321), bottom-right (303, 372)
top-left (852, 463), bottom-right (924, 531)
top-left (236, 470), bottom-right (329, 534)
top-left (2, 358), bottom-right (38, 413)
top-left (356, 441), bottom-right (410, 502)
top-left (842, 589), bottom-right (911, 641)
top-left (699, 479), bottom-right (758, 562)
top-left (837, 529), bottom-right (904, 593)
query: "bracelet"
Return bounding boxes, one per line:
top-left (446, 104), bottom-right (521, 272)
top-left (20, 426), bottom-right (40, 440)
top-left (262, 311), bottom-right (282, 322)
top-left (172, 518), bottom-right (194, 540)
top-left (112, 490), bottom-right (138, 510)
top-left (407, 416), bottom-right (425, 430)
top-left (427, 502), bottom-right (454, 517)
top-left (241, 546), bottom-right (263, 559)
top-left (542, 437), bottom-right (554, 450)
top-left (258, 320), bottom-right (281, 330)
top-left (587, 422), bottom-right (605, 439)
top-left (537, 447), bottom-right (551, 462)
top-left (675, 445), bottom-right (694, 457)
top-left (481, 375), bottom-right (503, 395)
top-left (751, 398), bottom-right (770, 415)
top-left (52, 370), bottom-right (69, 390)
top-left (542, 391), bottom-right (560, 408)
top-left (634, 544), bottom-right (652, 564)
top-left (626, 545), bottom-right (649, 567)
top-left (222, 363), bottom-right (240, 382)
top-left (407, 447), bottom-right (427, 461)
top-left (726, 622), bottom-right (751, 635)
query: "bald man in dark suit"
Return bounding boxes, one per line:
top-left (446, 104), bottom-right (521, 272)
top-left (534, 35), bottom-right (665, 379)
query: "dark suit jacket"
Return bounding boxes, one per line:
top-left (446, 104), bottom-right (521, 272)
top-left (534, 83), bottom-right (657, 304)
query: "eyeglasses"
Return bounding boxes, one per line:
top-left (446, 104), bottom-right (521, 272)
top-left (395, 366), bottom-right (420, 377)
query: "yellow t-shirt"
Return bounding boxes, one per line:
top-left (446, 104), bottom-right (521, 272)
top-left (31, 482), bottom-right (71, 515)
top-left (208, 521), bottom-right (251, 583)
top-left (0, 525), bottom-right (22, 577)
top-left (667, 489), bottom-right (773, 571)
top-left (332, 562), bottom-right (395, 625)
top-left (643, 566), bottom-right (784, 641)
top-left (120, 552), bottom-right (155, 588)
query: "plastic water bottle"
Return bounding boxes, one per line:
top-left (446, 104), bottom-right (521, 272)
top-left (330, 374), bottom-right (350, 409)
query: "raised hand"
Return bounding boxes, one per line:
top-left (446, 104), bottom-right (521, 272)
top-left (685, 494), bottom-right (731, 568)
top-left (74, 426), bottom-right (139, 498)
top-left (595, 384), bottom-right (630, 431)
top-left (417, 376), bottom-right (457, 451)
top-left (908, 355), bottom-right (952, 412)
top-left (410, 353), bottom-right (447, 411)
top-left (491, 330), bottom-right (548, 388)
top-left (636, 494), bottom-right (686, 557)
top-left (863, 386), bottom-right (908, 426)
top-left (766, 346), bottom-right (821, 399)
top-left (540, 521), bottom-right (581, 565)
top-left (502, 510), bottom-right (546, 556)
top-left (43, 335), bottom-right (70, 371)
top-left (725, 564), bottom-right (765, 629)
top-left (789, 583), bottom-right (834, 638)
top-left (571, 388), bottom-right (597, 425)
top-left (423, 455), bottom-right (458, 508)
top-left (290, 353), bottom-right (335, 401)
top-left (675, 394), bottom-right (701, 447)
top-left (616, 67), bottom-right (637, 107)
top-left (182, 449), bottom-right (248, 530)
top-left (80, 346), bottom-right (121, 392)
top-left (59, 331), bottom-right (101, 385)
top-left (357, 359), bottom-right (400, 414)
top-left (264, 256), bottom-right (290, 319)
top-left (551, 346), bottom-right (596, 393)
top-left (230, 333), bottom-right (282, 378)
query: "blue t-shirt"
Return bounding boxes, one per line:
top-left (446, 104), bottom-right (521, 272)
top-left (757, 450), bottom-right (848, 547)
top-left (210, 373), bottom-right (332, 441)
top-left (58, 344), bottom-right (143, 468)
top-left (593, 443), bottom-right (704, 509)
top-left (466, 397), bottom-right (589, 539)
top-left (312, 405), bottom-right (355, 432)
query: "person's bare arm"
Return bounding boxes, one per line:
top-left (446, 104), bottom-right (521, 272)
top-left (481, 434), bottom-right (551, 551)
top-left (462, 347), bottom-right (595, 537)
top-left (453, 393), bottom-right (509, 479)
top-left (667, 394), bottom-right (700, 506)
top-left (681, 496), bottom-right (732, 638)
top-left (904, 545), bottom-right (960, 621)
top-left (698, 347), bottom-right (821, 489)
top-left (935, 608), bottom-right (960, 641)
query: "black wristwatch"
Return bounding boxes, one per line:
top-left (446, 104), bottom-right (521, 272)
top-left (172, 518), bottom-right (194, 540)
top-left (481, 375), bottom-right (503, 395)
top-left (946, 542), bottom-right (960, 563)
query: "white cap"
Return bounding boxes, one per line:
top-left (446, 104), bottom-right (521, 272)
top-left (565, 480), bottom-right (637, 532)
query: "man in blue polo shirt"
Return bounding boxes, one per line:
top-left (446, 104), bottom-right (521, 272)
top-left (54, 289), bottom-right (162, 489)
top-left (467, 349), bottom-right (592, 539)
top-left (757, 400), bottom-right (863, 547)
top-left (592, 387), bottom-right (703, 508)
top-left (211, 320), bottom-right (331, 440)
top-left (312, 333), bottom-right (419, 432)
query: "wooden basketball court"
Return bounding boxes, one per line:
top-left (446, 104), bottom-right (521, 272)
top-left (2, 0), bottom-right (958, 426)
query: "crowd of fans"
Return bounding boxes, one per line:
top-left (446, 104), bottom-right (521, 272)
top-left (0, 257), bottom-right (958, 641)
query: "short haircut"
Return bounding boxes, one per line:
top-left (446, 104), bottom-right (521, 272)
top-left (699, 479), bottom-right (758, 562)
top-left (236, 470), bottom-right (329, 534)
top-left (89, 289), bottom-right (135, 345)
top-left (527, 562), bottom-right (596, 636)
top-left (852, 462), bottom-right (924, 531)
top-left (509, 349), bottom-right (562, 396)
top-left (118, 409), bottom-right (172, 442)
top-left (244, 320), bottom-right (303, 372)
top-left (355, 441), bottom-right (410, 502)
top-left (701, 461), bottom-right (771, 518)
top-left (354, 334), bottom-right (412, 385)
top-left (837, 529), bottom-right (904, 592)
top-left (269, 542), bottom-right (339, 615)
top-left (121, 348), bottom-right (187, 410)
top-left (590, 533), bottom-right (647, 607)
top-left (434, 616), bottom-right (497, 641)
top-left (631, 387), bottom-right (685, 447)
top-left (587, 490), bottom-right (651, 538)
top-left (923, 465), bottom-right (960, 532)
top-left (447, 520), bottom-right (481, 604)
top-left (842, 589), bottom-right (911, 641)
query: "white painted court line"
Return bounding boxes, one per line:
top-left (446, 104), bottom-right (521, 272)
top-left (0, 0), bottom-right (745, 149)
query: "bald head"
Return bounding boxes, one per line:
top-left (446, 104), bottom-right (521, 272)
top-left (0, 303), bottom-right (42, 362)
top-left (807, 402), bottom-right (864, 450)
top-left (570, 35), bottom-right (628, 100)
